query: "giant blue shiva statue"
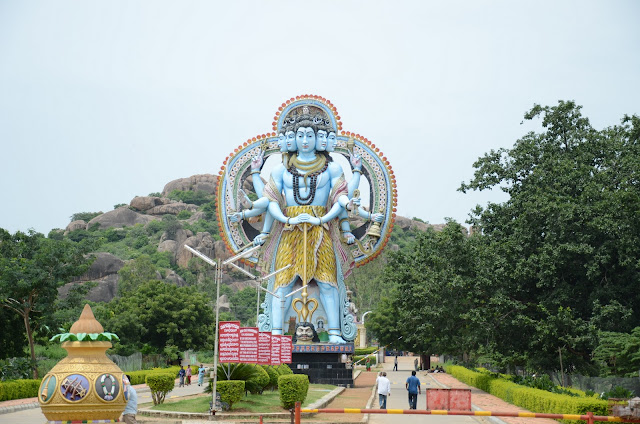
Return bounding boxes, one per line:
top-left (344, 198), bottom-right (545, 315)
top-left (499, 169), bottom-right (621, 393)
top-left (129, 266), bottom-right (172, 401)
top-left (217, 95), bottom-right (396, 345)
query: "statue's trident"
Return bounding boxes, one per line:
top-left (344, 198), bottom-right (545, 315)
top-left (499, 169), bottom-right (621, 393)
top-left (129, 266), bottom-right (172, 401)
top-left (292, 223), bottom-right (318, 322)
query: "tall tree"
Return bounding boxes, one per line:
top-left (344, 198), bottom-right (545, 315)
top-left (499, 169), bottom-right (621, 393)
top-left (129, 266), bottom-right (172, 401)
top-left (459, 102), bottom-right (640, 371)
top-left (0, 229), bottom-right (92, 377)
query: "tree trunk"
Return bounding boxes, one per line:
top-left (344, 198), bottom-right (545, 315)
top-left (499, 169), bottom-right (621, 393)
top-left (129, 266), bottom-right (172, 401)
top-left (23, 311), bottom-right (38, 379)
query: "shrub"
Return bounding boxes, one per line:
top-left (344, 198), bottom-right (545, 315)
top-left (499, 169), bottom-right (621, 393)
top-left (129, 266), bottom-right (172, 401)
top-left (355, 347), bottom-right (378, 355)
top-left (278, 374), bottom-right (309, 409)
top-left (0, 379), bottom-right (41, 401)
top-left (248, 365), bottom-right (270, 394)
top-left (146, 373), bottom-right (175, 405)
top-left (261, 365), bottom-right (280, 389)
top-left (207, 363), bottom-right (264, 394)
top-left (177, 210), bottom-right (192, 220)
top-left (217, 380), bottom-right (244, 408)
top-left (128, 366), bottom-right (182, 385)
top-left (277, 364), bottom-right (293, 375)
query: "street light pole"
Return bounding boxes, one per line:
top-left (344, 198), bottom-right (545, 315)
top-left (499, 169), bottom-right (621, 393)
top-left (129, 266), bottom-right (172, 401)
top-left (211, 257), bottom-right (221, 413)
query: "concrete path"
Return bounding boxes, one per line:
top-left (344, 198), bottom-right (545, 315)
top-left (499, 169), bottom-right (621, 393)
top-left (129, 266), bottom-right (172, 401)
top-left (368, 356), bottom-right (488, 424)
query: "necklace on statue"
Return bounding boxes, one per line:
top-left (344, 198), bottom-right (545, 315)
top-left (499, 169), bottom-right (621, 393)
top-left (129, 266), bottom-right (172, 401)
top-left (289, 161), bottom-right (328, 205)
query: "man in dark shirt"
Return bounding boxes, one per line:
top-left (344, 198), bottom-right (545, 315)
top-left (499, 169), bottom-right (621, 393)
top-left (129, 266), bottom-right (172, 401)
top-left (405, 370), bottom-right (421, 410)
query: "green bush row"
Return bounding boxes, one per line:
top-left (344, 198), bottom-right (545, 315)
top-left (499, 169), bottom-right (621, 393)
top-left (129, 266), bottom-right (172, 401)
top-left (355, 347), bottom-right (378, 355)
top-left (128, 365), bottom-right (197, 385)
top-left (278, 374), bottom-right (309, 409)
top-left (447, 366), bottom-right (608, 419)
top-left (218, 380), bottom-right (245, 408)
top-left (0, 379), bottom-right (41, 401)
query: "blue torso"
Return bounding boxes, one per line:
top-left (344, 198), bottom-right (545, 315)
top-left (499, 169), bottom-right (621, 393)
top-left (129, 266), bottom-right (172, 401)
top-left (123, 386), bottom-right (137, 414)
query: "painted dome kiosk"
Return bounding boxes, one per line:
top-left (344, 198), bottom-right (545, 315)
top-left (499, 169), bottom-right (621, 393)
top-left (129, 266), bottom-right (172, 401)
top-left (39, 304), bottom-right (126, 422)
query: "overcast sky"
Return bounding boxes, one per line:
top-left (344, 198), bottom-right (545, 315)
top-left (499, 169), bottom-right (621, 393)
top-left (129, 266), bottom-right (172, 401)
top-left (1, 1), bottom-right (638, 235)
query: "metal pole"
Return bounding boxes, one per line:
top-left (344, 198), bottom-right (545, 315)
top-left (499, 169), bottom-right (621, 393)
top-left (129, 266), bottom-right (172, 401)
top-left (212, 258), bottom-right (221, 412)
top-left (256, 281), bottom-right (260, 327)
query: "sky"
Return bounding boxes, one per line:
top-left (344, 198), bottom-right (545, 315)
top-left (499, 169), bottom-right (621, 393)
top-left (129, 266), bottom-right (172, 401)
top-left (1, 1), bottom-right (638, 235)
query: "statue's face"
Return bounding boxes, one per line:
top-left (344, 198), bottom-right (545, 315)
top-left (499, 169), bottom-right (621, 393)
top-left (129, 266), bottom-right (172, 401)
top-left (316, 130), bottom-right (328, 151)
top-left (285, 131), bottom-right (296, 152)
top-left (327, 132), bottom-right (337, 152)
top-left (296, 127), bottom-right (316, 153)
top-left (278, 133), bottom-right (286, 152)
top-left (296, 325), bottom-right (314, 341)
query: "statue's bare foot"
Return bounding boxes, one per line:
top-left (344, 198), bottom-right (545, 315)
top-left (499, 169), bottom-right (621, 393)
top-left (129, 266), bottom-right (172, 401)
top-left (329, 335), bottom-right (347, 344)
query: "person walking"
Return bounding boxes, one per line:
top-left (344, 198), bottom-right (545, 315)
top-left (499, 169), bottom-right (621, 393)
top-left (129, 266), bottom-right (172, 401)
top-left (122, 375), bottom-right (138, 424)
top-left (198, 364), bottom-right (206, 386)
top-left (178, 365), bottom-right (185, 387)
top-left (365, 356), bottom-right (371, 371)
top-left (406, 370), bottom-right (421, 410)
top-left (186, 365), bottom-right (192, 385)
top-left (377, 372), bottom-right (391, 409)
top-left (393, 355), bottom-right (398, 371)
top-left (414, 357), bottom-right (419, 371)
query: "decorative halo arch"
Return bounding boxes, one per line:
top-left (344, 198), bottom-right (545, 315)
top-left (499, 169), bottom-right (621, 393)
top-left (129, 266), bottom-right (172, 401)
top-left (216, 95), bottom-right (397, 267)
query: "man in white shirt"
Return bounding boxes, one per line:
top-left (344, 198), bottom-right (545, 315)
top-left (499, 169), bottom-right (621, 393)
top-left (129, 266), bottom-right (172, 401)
top-left (122, 375), bottom-right (138, 424)
top-left (377, 372), bottom-right (391, 409)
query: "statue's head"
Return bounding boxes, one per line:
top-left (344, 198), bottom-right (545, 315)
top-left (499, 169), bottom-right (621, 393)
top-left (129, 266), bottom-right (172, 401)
top-left (285, 128), bottom-right (296, 152)
top-left (316, 130), bottom-right (328, 151)
top-left (278, 132), bottom-right (287, 152)
top-left (293, 321), bottom-right (319, 343)
top-left (327, 131), bottom-right (337, 152)
top-left (296, 126), bottom-right (316, 153)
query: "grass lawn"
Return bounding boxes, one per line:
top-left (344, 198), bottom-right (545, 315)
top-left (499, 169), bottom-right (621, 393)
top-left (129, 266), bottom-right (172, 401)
top-left (150, 384), bottom-right (336, 413)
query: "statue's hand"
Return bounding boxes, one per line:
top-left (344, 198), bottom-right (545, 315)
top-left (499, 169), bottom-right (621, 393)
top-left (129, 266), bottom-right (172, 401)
top-left (229, 211), bottom-right (243, 223)
top-left (343, 232), bottom-right (355, 244)
top-left (371, 213), bottom-right (384, 223)
top-left (250, 150), bottom-right (264, 170)
top-left (288, 213), bottom-right (309, 225)
top-left (350, 153), bottom-right (362, 170)
top-left (253, 233), bottom-right (268, 246)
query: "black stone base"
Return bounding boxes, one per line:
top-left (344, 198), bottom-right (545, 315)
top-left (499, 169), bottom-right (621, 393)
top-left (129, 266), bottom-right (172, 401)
top-left (291, 350), bottom-right (353, 387)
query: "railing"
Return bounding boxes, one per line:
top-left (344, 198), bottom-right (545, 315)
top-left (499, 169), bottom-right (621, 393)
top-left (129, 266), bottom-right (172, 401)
top-left (292, 403), bottom-right (640, 424)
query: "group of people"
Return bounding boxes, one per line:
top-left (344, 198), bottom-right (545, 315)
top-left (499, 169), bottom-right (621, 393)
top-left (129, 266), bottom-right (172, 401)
top-left (376, 370), bottom-right (422, 410)
top-left (178, 364), bottom-right (207, 387)
top-left (427, 366), bottom-right (446, 373)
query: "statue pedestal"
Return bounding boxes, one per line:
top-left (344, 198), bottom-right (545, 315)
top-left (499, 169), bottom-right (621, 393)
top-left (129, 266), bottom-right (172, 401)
top-left (291, 343), bottom-right (354, 387)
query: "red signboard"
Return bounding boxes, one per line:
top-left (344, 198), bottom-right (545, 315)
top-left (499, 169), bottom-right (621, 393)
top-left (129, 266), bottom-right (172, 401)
top-left (258, 332), bottom-right (272, 365)
top-left (238, 327), bottom-right (259, 364)
top-left (270, 333), bottom-right (282, 365)
top-left (218, 321), bottom-right (240, 363)
top-left (280, 335), bottom-right (293, 364)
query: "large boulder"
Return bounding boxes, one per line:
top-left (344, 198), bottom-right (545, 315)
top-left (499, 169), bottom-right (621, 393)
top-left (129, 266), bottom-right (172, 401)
top-left (146, 202), bottom-right (198, 216)
top-left (162, 174), bottom-right (218, 196)
top-left (75, 252), bottom-right (125, 281)
top-left (87, 206), bottom-right (158, 229)
top-left (59, 274), bottom-right (119, 303)
top-left (65, 220), bottom-right (87, 234)
top-left (177, 232), bottom-right (216, 268)
top-left (164, 270), bottom-right (187, 287)
top-left (393, 216), bottom-right (431, 232)
top-left (130, 196), bottom-right (172, 212)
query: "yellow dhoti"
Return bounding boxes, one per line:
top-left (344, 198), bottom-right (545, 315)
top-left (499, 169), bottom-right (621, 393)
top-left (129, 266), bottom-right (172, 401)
top-left (274, 205), bottom-right (337, 289)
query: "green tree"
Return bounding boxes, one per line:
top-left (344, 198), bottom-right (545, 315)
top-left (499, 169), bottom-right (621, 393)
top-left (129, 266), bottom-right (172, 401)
top-left (117, 254), bottom-right (159, 294)
top-left (459, 102), bottom-right (640, 371)
top-left (97, 280), bottom-right (214, 352)
top-left (0, 229), bottom-right (92, 377)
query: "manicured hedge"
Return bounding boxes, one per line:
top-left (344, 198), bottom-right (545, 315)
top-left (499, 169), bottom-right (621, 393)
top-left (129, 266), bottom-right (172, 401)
top-left (278, 374), bottom-right (309, 409)
top-left (248, 365), bottom-right (270, 394)
top-left (277, 364), bottom-right (293, 375)
top-left (217, 380), bottom-right (245, 408)
top-left (447, 366), bottom-right (608, 420)
top-left (355, 347), bottom-right (378, 355)
top-left (145, 373), bottom-right (175, 405)
top-left (0, 379), bottom-right (41, 401)
top-left (261, 365), bottom-right (280, 389)
top-left (128, 365), bottom-right (197, 385)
